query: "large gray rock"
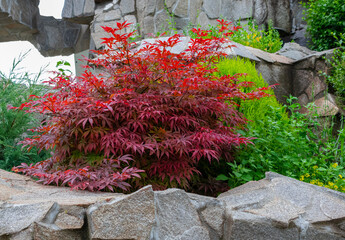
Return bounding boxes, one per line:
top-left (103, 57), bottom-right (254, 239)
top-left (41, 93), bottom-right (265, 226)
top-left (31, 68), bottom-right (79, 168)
top-left (277, 42), bottom-right (315, 60)
top-left (153, 189), bottom-right (210, 240)
top-left (0, 202), bottom-right (55, 236)
top-left (219, 172), bottom-right (345, 240)
top-left (120, 0), bottom-right (135, 15)
top-left (0, 0), bottom-right (39, 42)
top-left (188, 193), bottom-right (226, 240)
top-left (0, 169), bottom-right (121, 206)
top-left (0, 0), bottom-right (91, 56)
top-left (87, 185), bottom-right (155, 240)
top-left (266, 0), bottom-right (292, 34)
top-left (33, 222), bottom-right (86, 240)
top-left (33, 16), bottom-right (90, 56)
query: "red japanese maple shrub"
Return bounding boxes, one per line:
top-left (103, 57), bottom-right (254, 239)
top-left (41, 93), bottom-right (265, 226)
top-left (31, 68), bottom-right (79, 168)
top-left (12, 20), bottom-right (270, 193)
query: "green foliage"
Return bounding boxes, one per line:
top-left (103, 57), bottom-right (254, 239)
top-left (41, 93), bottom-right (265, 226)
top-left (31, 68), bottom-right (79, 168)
top-left (216, 57), bottom-right (288, 127)
top-left (215, 57), bottom-right (345, 193)
top-left (230, 20), bottom-right (282, 53)
top-left (0, 52), bottom-right (50, 171)
top-left (303, 0), bottom-right (345, 51)
top-left (218, 97), bottom-right (345, 192)
top-left (324, 33), bottom-right (345, 102)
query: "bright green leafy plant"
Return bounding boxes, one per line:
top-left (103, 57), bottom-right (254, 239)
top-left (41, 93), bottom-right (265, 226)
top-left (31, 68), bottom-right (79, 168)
top-left (215, 57), bottom-right (288, 127)
top-left (324, 33), bottom-right (345, 102)
top-left (215, 58), bottom-right (345, 193)
top-left (303, 0), bottom-right (345, 51)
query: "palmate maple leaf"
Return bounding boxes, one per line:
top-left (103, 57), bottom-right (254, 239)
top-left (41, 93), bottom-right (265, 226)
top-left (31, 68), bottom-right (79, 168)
top-left (12, 19), bottom-right (270, 193)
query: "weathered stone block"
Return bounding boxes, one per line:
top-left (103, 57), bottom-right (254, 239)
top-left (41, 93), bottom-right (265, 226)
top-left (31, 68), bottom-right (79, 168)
top-left (189, 0), bottom-right (203, 23)
top-left (225, 211), bottom-right (300, 240)
top-left (104, 9), bottom-right (122, 21)
top-left (0, 202), bottom-right (55, 236)
top-left (203, 0), bottom-right (221, 19)
top-left (305, 75), bottom-right (327, 99)
top-left (293, 70), bottom-right (313, 96)
top-left (253, 0), bottom-right (268, 24)
top-left (256, 62), bottom-right (292, 103)
top-left (153, 188), bottom-right (210, 240)
top-left (173, 0), bottom-right (188, 18)
top-left (266, 0), bottom-right (291, 34)
top-left (196, 11), bottom-right (211, 30)
top-left (143, 15), bottom-right (155, 36)
top-left (221, 0), bottom-right (253, 21)
top-left (154, 9), bottom-right (170, 33)
top-left (34, 222), bottom-right (85, 240)
top-left (120, 0), bottom-right (135, 15)
top-left (54, 206), bottom-right (85, 230)
top-left (62, 0), bottom-right (95, 24)
top-left (298, 93), bottom-right (309, 106)
top-left (87, 185), bottom-right (155, 240)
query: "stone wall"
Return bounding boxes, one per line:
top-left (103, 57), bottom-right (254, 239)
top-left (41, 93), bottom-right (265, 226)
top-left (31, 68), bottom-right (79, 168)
top-left (87, 0), bottom-right (304, 50)
top-left (1, 169), bottom-right (345, 239)
top-left (0, 0), bottom-right (309, 56)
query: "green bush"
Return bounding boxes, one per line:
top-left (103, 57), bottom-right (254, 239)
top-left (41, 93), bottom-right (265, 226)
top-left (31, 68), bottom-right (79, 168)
top-left (0, 52), bottom-right (50, 171)
top-left (218, 98), bottom-right (345, 191)
top-left (216, 57), bottom-right (288, 127)
top-left (324, 33), bottom-right (345, 102)
top-left (303, 0), bottom-right (345, 51)
top-left (215, 57), bottom-right (345, 192)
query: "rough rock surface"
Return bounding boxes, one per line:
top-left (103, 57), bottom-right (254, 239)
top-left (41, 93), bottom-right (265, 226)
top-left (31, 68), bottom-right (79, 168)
top-left (87, 186), bottom-right (155, 240)
top-left (0, 0), bottom-right (91, 56)
top-left (62, 0), bottom-right (95, 24)
top-left (219, 172), bottom-right (345, 240)
top-left (2, 169), bottom-right (345, 239)
top-left (0, 0), bottom-right (313, 55)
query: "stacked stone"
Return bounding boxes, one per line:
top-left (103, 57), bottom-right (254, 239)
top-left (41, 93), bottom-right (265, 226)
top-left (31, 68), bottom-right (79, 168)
top-left (1, 169), bottom-right (345, 239)
top-left (89, 0), bottom-right (292, 50)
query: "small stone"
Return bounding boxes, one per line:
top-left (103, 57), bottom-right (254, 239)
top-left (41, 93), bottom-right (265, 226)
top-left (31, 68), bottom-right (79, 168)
top-left (34, 222), bottom-right (85, 240)
top-left (54, 206), bottom-right (85, 230)
top-left (104, 9), bottom-right (122, 21)
top-left (120, 0), bottom-right (135, 15)
top-left (173, 0), bottom-right (188, 18)
top-left (103, 3), bottom-right (114, 12)
top-left (312, 97), bottom-right (339, 116)
top-left (305, 76), bottom-right (327, 99)
top-left (203, 0), bottom-right (221, 19)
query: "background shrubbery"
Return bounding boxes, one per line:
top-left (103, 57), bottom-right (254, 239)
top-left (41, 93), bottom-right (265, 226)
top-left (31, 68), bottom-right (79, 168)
top-left (215, 58), bottom-right (345, 192)
top-left (324, 33), bottom-right (345, 103)
top-left (0, 52), bottom-right (50, 171)
top-left (303, 0), bottom-right (345, 51)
